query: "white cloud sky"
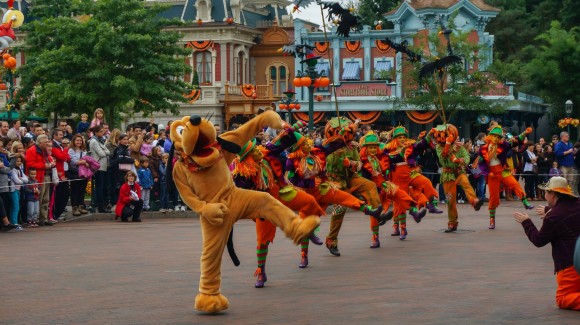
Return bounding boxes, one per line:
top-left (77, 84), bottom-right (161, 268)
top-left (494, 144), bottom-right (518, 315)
top-left (285, 1), bottom-right (361, 27)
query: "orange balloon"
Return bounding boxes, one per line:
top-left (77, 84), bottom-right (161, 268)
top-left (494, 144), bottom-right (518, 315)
top-left (295, 104), bottom-right (301, 110)
top-left (301, 76), bottom-right (311, 87)
top-left (319, 77), bottom-right (330, 87)
top-left (289, 103), bottom-right (296, 110)
top-left (313, 78), bottom-right (321, 88)
top-left (2, 53), bottom-right (10, 60)
top-left (279, 104), bottom-right (286, 110)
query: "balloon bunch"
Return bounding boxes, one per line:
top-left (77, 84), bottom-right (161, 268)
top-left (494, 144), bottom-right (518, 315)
top-left (293, 71), bottom-right (330, 88)
top-left (558, 118), bottom-right (579, 129)
top-left (2, 53), bottom-right (16, 70)
top-left (278, 90), bottom-right (301, 111)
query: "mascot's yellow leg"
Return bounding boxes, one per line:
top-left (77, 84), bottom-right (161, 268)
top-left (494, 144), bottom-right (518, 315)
top-left (195, 293), bottom-right (229, 313)
top-left (235, 188), bottom-right (321, 245)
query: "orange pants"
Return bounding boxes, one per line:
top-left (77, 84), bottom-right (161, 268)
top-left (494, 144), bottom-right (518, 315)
top-left (442, 173), bottom-right (477, 226)
top-left (372, 188), bottom-right (415, 229)
top-left (326, 176), bottom-right (382, 246)
top-left (556, 266), bottom-right (580, 310)
top-left (257, 189), bottom-right (325, 245)
top-left (304, 185), bottom-right (363, 211)
top-left (391, 164), bottom-right (411, 194)
top-left (410, 174), bottom-right (439, 208)
top-left (487, 165), bottom-right (526, 210)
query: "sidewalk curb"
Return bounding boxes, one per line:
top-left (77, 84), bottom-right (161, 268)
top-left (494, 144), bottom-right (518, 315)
top-left (61, 210), bottom-right (200, 223)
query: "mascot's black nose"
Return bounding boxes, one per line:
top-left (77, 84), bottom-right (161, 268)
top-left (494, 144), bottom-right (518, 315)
top-left (190, 115), bottom-right (201, 126)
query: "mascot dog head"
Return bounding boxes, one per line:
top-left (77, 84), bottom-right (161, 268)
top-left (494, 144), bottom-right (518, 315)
top-left (170, 115), bottom-right (241, 167)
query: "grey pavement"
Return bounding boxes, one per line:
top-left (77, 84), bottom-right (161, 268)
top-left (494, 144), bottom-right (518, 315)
top-left (1, 200), bottom-right (579, 325)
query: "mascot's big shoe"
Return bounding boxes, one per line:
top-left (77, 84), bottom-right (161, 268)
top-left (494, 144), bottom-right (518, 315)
top-left (170, 111), bottom-right (320, 313)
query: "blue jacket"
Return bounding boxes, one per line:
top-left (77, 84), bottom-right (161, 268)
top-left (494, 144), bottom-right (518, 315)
top-left (137, 167), bottom-right (153, 189)
top-left (159, 162), bottom-right (167, 183)
top-left (555, 141), bottom-right (575, 168)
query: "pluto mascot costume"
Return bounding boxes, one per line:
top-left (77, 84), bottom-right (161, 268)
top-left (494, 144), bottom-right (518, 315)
top-left (169, 111), bottom-right (320, 313)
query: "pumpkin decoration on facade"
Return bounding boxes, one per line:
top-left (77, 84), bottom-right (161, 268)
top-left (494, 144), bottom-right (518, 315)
top-left (197, 19), bottom-right (203, 25)
top-left (226, 17), bottom-right (234, 24)
top-left (0, 83), bottom-right (6, 90)
top-left (432, 124), bottom-right (459, 144)
top-left (315, 95), bottom-right (323, 102)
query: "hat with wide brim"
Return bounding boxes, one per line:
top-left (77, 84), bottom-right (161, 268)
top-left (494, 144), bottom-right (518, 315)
top-left (360, 132), bottom-right (380, 147)
top-left (238, 138), bottom-right (257, 161)
top-left (538, 177), bottom-right (578, 198)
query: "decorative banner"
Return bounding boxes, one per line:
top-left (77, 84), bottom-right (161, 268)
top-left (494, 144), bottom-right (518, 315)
top-left (186, 41), bottom-right (214, 51)
top-left (375, 40), bottom-right (391, 53)
top-left (315, 41), bottom-right (329, 55)
top-left (184, 89), bottom-right (201, 103)
top-left (293, 112), bottom-right (325, 124)
top-left (406, 110), bottom-right (440, 124)
top-left (344, 40), bottom-right (361, 54)
top-left (347, 111), bottom-right (382, 124)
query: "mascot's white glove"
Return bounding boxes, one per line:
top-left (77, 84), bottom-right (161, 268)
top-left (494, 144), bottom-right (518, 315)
top-left (200, 203), bottom-right (228, 226)
top-left (11, 15), bottom-right (17, 21)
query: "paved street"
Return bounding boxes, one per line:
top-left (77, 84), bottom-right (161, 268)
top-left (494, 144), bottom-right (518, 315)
top-left (1, 201), bottom-right (578, 325)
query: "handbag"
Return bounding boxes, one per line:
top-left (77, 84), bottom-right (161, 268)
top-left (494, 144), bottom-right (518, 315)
top-left (119, 163), bottom-right (133, 171)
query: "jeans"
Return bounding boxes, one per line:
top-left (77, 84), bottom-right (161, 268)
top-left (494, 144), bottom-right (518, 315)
top-left (94, 170), bottom-right (107, 210)
top-left (476, 176), bottom-right (486, 199)
top-left (8, 190), bottom-right (20, 225)
top-left (160, 182), bottom-right (168, 209)
top-left (142, 188), bottom-right (151, 209)
top-left (27, 200), bottom-right (39, 222)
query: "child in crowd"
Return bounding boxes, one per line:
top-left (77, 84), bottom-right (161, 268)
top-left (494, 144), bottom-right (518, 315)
top-left (549, 161), bottom-right (562, 178)
top-left (140, 134), bottom-right (154, 157)
top-left (9, 156), bottom-right (27, 226)
top-left (137, 157), bottom-right (153, 211)
top-left (77, 113), bottom-right (90, 135)
top-left (115, 171), bottom-right (143, 222)
top-left (23, 168), bottom-right (40, 227)
top-left (158, 153), bottom-right (170, 213)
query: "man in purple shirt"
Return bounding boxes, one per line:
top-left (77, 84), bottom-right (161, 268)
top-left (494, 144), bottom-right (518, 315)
top-left (514, 176), bottom-right (580, 310)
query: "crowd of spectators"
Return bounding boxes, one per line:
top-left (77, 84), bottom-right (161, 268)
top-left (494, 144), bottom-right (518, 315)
top-left (0, 108), bottom-right (183, 232)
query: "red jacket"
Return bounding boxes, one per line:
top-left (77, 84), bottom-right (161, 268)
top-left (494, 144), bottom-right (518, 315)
top-left (52, 140), bottom-right (71, 180)
top-left (25, 145), bottom-right (54, 183)
top-left (115, 182), bottom-right (142, 217)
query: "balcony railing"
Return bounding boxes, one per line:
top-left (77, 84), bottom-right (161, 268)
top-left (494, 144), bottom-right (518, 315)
top-left (224, 83), bottom-right (281, 101)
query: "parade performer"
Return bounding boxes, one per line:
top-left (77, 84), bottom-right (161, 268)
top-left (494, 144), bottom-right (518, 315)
top-left (285, 130), bottom-right (391, 254)
top-left (385, 126), bottom-right (432, 239)
top-left (169, 111), bottom-right (320, 313)
top-left (359, 132), bottom-right (416, 245)
top-left (323, 117), bottom-right (391, 256)
top-left (473, 124), bottom-right (534, 229)
top-left (232, 125), bottom-right (325, 287)
top-left (432, 124), bottom-right (483, 232)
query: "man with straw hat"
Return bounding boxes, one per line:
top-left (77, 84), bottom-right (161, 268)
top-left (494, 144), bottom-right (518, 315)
top-left (513, 176), bottom-right (580, 310)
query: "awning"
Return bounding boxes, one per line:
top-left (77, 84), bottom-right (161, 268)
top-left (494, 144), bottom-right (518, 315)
top-left (0, 111), bottom-right (48, 122)
top-left (375, 60), bottom-right (391, 72)
top-left (342, 61), bottom-right (360, 80)
top-left (315, 62), bottom-right (330, 76)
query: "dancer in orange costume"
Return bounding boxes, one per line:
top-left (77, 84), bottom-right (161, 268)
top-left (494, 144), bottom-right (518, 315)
top-left (284, 130), bottom-right (391, 259)
top-left (431, 124), bottom-right (483, 232)
top-left (359, 132), bottom-right (415, 246)
top-left (473, 125), bottom-right (534, 229)
top-left (232, 125), bottom-right (325, 287)
top-left (385, 126), bottom-right (430, 239)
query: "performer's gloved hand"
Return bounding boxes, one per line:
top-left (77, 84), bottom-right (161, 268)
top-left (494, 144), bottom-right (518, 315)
top-left (342, 158), bottom-right (352, 167)
top-left (525, 127), bottom-right (532, 134)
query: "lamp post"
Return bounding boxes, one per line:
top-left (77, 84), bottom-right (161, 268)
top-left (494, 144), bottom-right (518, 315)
top-left (293, 55), bottom-right (330, 132)
top-left (278, 90), bottom-right (300, 123)
top-left (566, 99), bottom-right (573, 135)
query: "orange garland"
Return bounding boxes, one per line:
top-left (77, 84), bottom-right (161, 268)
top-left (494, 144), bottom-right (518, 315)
top-left (375, 40), bottom-right (392, 53)
top-left (315, 41), bottom-right (329, 55)
top-left (186, 41), bottom-right (214, 51)
top-left (293, 112), bottom-right (325, 124)
top-left (184, 89), bottom-right (201, 103)
top-left (347, 111), bottom-right (381, 125)
top-left (344, 40), bottom-right (361, 54)
top-left (405, 110), bottom-right (440, 124)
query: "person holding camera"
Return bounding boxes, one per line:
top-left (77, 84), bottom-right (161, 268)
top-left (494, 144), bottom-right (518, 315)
top-left (115, 171), bottom-right (143, 222)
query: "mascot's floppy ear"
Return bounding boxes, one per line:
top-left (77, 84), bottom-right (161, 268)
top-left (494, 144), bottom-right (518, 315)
top-left (217, 136), bottom-right (241, 154)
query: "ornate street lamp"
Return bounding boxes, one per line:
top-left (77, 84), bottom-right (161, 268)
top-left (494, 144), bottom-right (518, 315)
top-left (566, 99), bottom-right (573, 135)
top-left (278, 90), bottom-right (300, 123)
top-left (293, 54), bottom-right (331, 132)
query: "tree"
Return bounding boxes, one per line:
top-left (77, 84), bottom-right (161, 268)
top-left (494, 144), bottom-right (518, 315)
top-left (522, 21), bottom-right (580, 116)
top-left (15, 0), bottom-right (192, 126)
top-left (388, 19), bottom-right (505, 122)
top-left (357, 0), bottom-right (400, 29)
